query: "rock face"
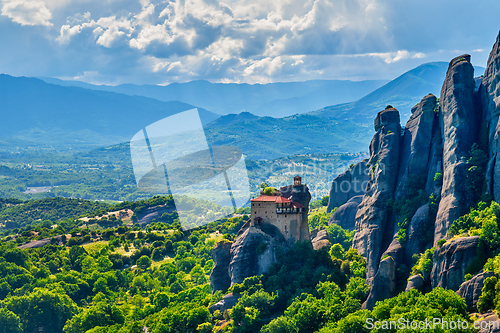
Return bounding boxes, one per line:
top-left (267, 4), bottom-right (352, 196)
top-left (405, 274), bottom-right (424, 292)
top-left (210, 241), bottom-right (232, 293)
top-left (328, 195), bottom-right (363, 231)
top-left (229, 223), bottom-right (286, 284)
top-left (434, 55), bottom-right (477, 244)
top-left (311, 229), bottom-right (331, 250)
top-left (395, 94), bottom-right (439, 201)
top-left (481, 32), bottom-right (500, 201)
top-left (457, 271), bottom-right (496, 312)
top-left (477, 313), bottom-right (500, 333)
top-left (353, 108), bottom-right (401, 283)
top-left (327, 161), bottom-right (369, 213)
top-left (405, 204), bottom-right (431, 264)
top-left (430, 236), bottom-right (479, 291)
top-left (208, 293), bottom-right (241, 314)
top-left (363, 256), bottom-right (396, 309)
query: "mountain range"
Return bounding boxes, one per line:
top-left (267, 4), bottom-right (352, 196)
top-left (0, 61), bottom-right (486, 158)
top-left (39, 77), bottom-right (388, 118)
top-left (0, 75), bottom-right (218, 148)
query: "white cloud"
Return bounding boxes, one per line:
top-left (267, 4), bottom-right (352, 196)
top-left (57, 24), bottom-right (81, 43)
top-left (378, 50), bottom-right (426, 64)
top-left (9, 0), bottom-right (495, 84)
top-left (1, 0), bottom-right (53, 26)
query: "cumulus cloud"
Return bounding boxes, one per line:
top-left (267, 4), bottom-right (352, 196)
top-left (3, 0), bottom-right (498, 84)
top-left (50, 0), bottom-right (399, 82)
top-left (1, 0), bottom-right (53, 26)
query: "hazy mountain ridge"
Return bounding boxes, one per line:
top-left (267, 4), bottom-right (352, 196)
top-left (39, 77), bottom-right (389, 117)
top-left (0, 75), bottom-right (219, 148)
top-left (1, 61), bottom-right (481, 158)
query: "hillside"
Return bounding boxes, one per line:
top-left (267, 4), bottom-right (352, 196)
top-left (40, 77), bottom-right (388, 117)
top-left (0, 75), bottom-right (219, 149)
top-left (205, 114), bottom-right (371, 160)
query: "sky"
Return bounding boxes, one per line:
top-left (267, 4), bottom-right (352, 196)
top-left (0, 0), bottom-right (499, 85)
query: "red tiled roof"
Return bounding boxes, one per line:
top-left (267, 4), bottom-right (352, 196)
top-left (251, 195), bottom-right (292, 203)
top-left (251, 195), bottom-right (305, 209)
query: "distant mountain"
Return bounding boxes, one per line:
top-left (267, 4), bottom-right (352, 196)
top-left (39, 77), bottom-right (388, 117)
top-left (201, 62), bottom-right (466, 159)
top-left (0, 75), bottom-right (219, 149)
top-left (204, 114), bottom-right (371, 160)
top-left (206, 112), bottom-right (259, 127)
top-left (309, 62), bottom-right (485, 123)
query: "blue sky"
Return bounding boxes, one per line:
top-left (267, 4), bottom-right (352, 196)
top-left (0, 0), bottom-right (499, 85)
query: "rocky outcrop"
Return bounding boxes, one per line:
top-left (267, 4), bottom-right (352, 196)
top-left (210, 241), bottom-right (232, 294)
top-left (354, 108), bottom-right (401, 283)
top-left (477, 313), bottom-right (500, 333)
top-left (395, 94), bottom-right (439, 201)
top-left (311, 229), bottom-right (331, 250)
top-left (405, 204), bottom-right (431, 264)
top-left (229, 223), bottom-right (286, 284)
top-left (363, 256), bottom-right (396, 309)
top-left (431, 236), bottom-right (479, 291)
top-left (327, 161), bottom-right (369, 213)
top-left (457, 271), bottom-right (496, 312)
top-left (481, 32), bottom-right (500, 201)
top-left (210, 183), bottom-right (312, 288)
top-left (328, 195), bottom-right (363, 231)
top-left (329, 32), bottom-right (500, 310)
top-left (208, 293), bottom-right (241, 314)
top-left (434, 55), bottom-right (477, 244)
top-left (405, 274), bottom-right (424, 292)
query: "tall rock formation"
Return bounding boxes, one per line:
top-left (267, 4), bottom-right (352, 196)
top-left (351, 50), bottom-right (483, 307)
top-left (430, 236), bottom-right (479, 291)
top-left (353, 108), bottom-right (401, 283)
top-left (229, 223), bottom-right (287, 284)
top-left (481, 32), bottom-right (500, 201)
top-left (394, 94), bottom-right (440, 201)
top-left (434, 54), bottom-right (478, 244)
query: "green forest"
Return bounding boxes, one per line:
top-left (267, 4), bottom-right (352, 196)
top-left (0, 192), bottom-right (498, 333)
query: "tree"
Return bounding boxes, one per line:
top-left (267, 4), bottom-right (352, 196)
top-left (96, 256), bottom-right (113, 272)
top-left (0, 308), bottom-right (21, 333)
top-left (63, 302), bottom-right (125, 333)
top-left (263, 187), bottom-right (276, 196)
top-left (136, 255), bottom-right (152, 269)
top-left (5, 288), bottom-right (78, 333)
